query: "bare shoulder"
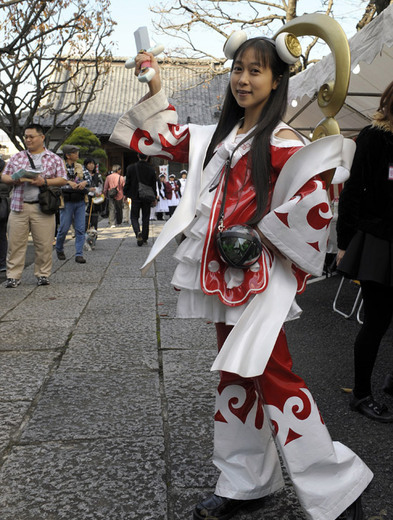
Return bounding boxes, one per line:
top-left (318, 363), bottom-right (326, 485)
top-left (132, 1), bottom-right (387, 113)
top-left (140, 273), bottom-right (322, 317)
top-left (275, 128), bottom-right (302, 141)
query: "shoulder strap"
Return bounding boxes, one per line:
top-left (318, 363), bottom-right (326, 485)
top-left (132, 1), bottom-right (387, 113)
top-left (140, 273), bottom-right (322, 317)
top-left (25, 151), bottom-right (36, 169)
top-left (134, 162), bottom-right (140, 183)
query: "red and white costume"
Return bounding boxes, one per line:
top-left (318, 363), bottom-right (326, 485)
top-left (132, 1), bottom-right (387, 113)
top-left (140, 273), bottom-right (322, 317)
top-left (110, 89), bottom-right (372, 520)
top-left (167, 179), bottom-right (180, 209)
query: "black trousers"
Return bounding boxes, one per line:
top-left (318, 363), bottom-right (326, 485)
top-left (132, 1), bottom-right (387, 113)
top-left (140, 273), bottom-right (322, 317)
top-left (353, 280), bottom-right (393, 398)
top-left (130, 199), bottom-right (151, 241)
top-left (0, 218), bottom-right (7, 268)
top-left (108, 198), bottom-right (123, 226)
top-left (85, 199), bottom-right (99, 230)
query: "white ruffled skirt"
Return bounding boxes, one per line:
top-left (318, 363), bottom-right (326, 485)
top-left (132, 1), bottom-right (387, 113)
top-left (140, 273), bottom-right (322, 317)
top-left (171, 189), bottom-right (253, 326)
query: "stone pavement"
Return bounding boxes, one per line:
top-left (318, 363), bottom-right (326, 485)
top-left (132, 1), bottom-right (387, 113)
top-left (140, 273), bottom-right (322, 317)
top-left (0, 220), bottom-right (392, 520)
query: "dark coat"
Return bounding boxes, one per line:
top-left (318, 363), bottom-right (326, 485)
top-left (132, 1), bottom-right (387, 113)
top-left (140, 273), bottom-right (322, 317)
top-left (124, 160), bottom-right (156, 200)
top-left (337, 122), bottom-right (393, 249)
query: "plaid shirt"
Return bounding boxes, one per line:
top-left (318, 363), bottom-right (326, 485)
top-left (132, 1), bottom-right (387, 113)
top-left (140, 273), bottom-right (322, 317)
top-left (64, 162), bottom-right (91, 184)
top-left (3, 149), bottom-right (67, 212)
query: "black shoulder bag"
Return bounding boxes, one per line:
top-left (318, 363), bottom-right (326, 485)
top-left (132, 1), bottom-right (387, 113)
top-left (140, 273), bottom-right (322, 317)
top-left (214, 157), bottom-right (262, 269)
top-left (136, 164), bottom-right (156, 203)
top-left (108, 174), bottom-right (121, 199)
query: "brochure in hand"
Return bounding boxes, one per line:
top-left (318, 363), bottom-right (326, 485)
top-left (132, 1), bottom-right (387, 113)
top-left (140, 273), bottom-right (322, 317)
top-left (11, 168), bottom-right (41, 181)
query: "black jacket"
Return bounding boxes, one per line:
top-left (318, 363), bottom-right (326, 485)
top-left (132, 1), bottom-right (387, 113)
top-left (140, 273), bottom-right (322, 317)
top-left (337, 123), bottom-right (393, 249)
top-left (124, 160), bottom-right (156, 200)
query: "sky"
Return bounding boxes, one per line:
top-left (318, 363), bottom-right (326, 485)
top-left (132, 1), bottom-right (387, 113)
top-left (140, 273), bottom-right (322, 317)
top-left (108, 0), bottom-right (368, 60)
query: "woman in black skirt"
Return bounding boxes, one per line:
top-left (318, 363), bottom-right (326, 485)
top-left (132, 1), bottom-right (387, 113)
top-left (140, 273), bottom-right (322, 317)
top-left (336, 80), bottom-right (393, 423)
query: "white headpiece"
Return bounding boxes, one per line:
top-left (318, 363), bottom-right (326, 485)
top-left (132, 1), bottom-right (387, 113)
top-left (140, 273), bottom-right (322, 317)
top-left (223, 30), bottom-right (302, 65)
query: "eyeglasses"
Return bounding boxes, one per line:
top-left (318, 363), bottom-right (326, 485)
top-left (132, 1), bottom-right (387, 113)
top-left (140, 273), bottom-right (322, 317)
top-left (24, 134), bottom-right (43, 140)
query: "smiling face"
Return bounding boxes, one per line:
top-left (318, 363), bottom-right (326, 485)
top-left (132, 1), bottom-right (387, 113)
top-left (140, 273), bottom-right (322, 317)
top-left (24, 129), bottom-right (45, 154)
top-left (230, 46), bottom-right (279, 125)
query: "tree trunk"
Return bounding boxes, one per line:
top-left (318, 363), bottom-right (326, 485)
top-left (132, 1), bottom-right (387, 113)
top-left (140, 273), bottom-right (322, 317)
top-left (286, 0), bottom-right (297, 21)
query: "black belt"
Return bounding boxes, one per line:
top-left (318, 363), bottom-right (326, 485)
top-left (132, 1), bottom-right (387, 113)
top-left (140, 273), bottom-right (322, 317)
top-left (24, 200), bottom-right (39, 204)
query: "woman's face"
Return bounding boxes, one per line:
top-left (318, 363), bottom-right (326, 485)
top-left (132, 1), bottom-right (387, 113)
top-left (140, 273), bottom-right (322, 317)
top-left (86, 161), bottom-right (95, 172)
top-left (230, 46), bottom-right (279, 120)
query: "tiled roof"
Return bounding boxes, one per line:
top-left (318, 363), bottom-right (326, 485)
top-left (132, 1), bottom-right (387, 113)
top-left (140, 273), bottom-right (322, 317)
top-left (42, 57), bottom-right (229, 136)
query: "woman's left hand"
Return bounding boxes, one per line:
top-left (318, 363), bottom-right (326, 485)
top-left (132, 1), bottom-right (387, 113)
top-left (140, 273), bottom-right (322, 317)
top-left (336, 249), bottom-right (346, 266)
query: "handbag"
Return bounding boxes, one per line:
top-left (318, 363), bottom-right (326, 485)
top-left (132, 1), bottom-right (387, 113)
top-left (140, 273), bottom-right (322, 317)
top-left (0, 197), bottom-right (9, 222)
top-left (136, 165), bottom-right (156, 203)
top-left (215, 157), bottom-right (262, 269)
top-left (138, 182), bottom-right (156, 203)
top-left (38, 186), bottom-right (63, 214)
top-left (25, 152), bottom-right (62, 214)
top-left (108, 186), bottom-right (118, 198)
top-left (108, 174), bottom-right (121, 198)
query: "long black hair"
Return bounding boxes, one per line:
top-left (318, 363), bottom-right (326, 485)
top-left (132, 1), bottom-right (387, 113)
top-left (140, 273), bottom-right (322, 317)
top-left (83, 157), bottom-right (97, 168)
top-left (378, 80), bottom-right (393, 127)
top-left (203, 37), bottom-right (290, 225)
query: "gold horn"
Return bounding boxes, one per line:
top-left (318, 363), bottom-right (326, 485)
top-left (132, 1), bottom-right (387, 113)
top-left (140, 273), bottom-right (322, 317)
top-left (275, 13), bottom-right (351, 141)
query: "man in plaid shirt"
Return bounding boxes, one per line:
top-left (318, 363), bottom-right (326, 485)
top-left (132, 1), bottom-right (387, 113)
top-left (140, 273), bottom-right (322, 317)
top-left (1, 124), bottom-right (67, 288)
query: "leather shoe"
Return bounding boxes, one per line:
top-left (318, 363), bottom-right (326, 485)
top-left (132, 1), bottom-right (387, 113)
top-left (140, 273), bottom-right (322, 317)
top-left (75, 256), bottom-right (86, 264)
top-left (383, 373), bottom-right (393, 396)
top-left (350, 393), bottom-right (393, 423)
top-left (193, 493), bottom-right (264, 520)
top-left (337, 496), bottom-right (364, 519)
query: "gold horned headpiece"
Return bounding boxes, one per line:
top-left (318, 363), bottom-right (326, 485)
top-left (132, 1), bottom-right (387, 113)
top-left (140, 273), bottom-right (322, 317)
top-left (223, 13), bottom-right (351, 141)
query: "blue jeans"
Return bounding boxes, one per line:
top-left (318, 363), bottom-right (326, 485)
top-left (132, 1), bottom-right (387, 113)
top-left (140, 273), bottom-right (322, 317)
top-left (56, 200), bottom-right (86, 257)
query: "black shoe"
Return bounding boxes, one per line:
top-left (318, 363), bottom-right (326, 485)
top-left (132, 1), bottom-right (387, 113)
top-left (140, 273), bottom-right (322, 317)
top-left (193, 494), bottom-right (264, 520)
top-left (383, 373), bottom-right (393, 396)
top-left (137, 232), bottom-right (143, 247)
top-left (75, 256), bottom-right (86, 264)
top-left (4, 278), bottom-right (21, 288)
top-left (56, 251), bottom-right (66, 260)
top-left (37, 276), bottom-right (50, 286)
top-left (337, 496), bottom-right (364, 519)
top-left (350, 393), bottom-right (393, 423)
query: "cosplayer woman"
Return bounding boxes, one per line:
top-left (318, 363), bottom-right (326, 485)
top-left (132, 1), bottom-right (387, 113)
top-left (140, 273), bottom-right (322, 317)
top-left (111, 32), bottom-right (372, 520)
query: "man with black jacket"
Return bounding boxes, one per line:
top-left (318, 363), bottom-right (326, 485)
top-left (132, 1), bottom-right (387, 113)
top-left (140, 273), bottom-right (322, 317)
top-left (124, 154), bottom-right (157, 246)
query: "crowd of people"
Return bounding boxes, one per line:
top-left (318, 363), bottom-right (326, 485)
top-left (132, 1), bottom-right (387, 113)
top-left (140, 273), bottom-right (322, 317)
top-left (0, 125), bottom-right (187, 286)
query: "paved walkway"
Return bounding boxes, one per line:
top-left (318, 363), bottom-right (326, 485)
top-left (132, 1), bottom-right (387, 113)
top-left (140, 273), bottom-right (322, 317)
top-left (0, 220), bottom-right (392, 520)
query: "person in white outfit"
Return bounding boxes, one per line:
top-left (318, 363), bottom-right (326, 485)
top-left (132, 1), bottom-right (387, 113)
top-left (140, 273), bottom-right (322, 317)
top-left (110, 26), bottom-right (372, 520)
top-left (167, 173), bottom-right (180, 217)
top-left (178, 169), bottom-right (187, 197)
top-left (155, 173), bottom-right (169, 220)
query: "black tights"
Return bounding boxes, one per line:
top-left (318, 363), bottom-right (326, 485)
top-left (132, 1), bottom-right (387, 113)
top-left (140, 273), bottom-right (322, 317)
top-left (353, 280), bottom-right (393, 398)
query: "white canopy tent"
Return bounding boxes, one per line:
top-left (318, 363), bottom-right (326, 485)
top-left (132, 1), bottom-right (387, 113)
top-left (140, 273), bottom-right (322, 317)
top-left (285, 5), bottom-right (393, 139)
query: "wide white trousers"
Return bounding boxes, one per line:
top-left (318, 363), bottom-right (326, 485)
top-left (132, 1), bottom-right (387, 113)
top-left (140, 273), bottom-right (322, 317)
top-left (213, 326), bottom-right (373, 520)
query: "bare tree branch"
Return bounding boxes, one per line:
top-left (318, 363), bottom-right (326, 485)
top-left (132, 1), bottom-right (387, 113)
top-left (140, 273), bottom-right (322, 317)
top-left (0, 0), bottom-right (115, 150)
top-left (151, 0), bottom-right (339, 72)
top-left (0, 0), bottom-right (25, 7)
